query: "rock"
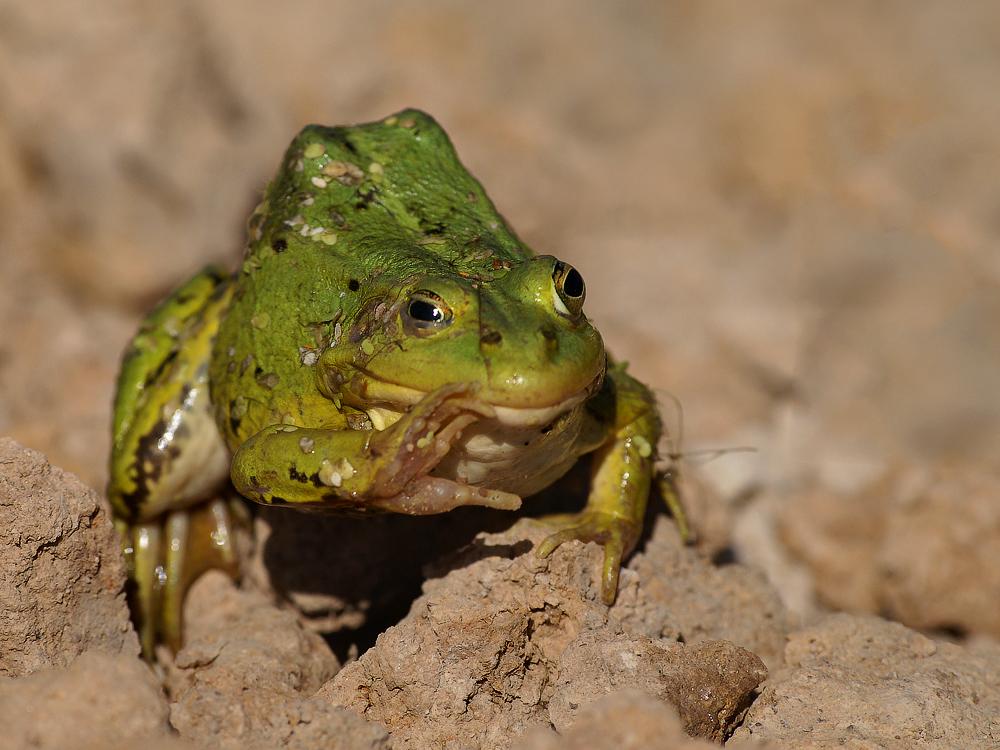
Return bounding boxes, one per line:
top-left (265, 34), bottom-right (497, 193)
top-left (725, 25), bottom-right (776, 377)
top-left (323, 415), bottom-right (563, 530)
top-left (319, 517), bottom-right (774, 748)
top-left (519, 689), bottom-right (718, 750)
top-left (0, 651), bottom-right (172, 749)
top-left (0, 438), bottom-right (139, 676)
top-left (164, 571), bottom-right (390, 749)
top-left (879, 467), bottom-right (1000, 637)
top-left (779, 465), bottom-right (1000, 638)
top-left (613, 513), bottom-right (789, 671)
top-left (732, 614), bottom-right (1000, 748)
top-left (776, 479), bottom-right (884, 615)
top-left (549, 632), bottom-right (766, 741)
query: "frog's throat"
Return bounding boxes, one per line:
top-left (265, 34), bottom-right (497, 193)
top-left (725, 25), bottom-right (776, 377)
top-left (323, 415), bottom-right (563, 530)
top-left (345, 372), bottom-right (596, 430)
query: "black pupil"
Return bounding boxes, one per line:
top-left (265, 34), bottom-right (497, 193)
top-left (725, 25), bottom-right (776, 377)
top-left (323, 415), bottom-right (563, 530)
top-left (563, 267), bottom-right (584, 298)
top-left (409, 299), bottom-right (443, 322)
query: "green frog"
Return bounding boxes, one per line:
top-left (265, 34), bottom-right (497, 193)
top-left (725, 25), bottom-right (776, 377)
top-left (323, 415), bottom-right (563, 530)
top-left (107, 110), bottom-right (690, 656)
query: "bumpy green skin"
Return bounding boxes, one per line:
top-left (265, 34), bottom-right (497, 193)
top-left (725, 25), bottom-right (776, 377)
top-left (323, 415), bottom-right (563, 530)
top-left (213, 111), bottom-right (603, 450)
top-left (108, 109), bottom-right (687, 655)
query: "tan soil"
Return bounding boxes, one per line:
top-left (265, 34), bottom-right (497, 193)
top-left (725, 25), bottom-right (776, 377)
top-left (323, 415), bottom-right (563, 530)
top-left (2, 2), bottom-right (999, 748)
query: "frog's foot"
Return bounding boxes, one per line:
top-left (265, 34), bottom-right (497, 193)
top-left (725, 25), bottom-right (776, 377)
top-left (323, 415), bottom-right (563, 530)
top-left (375, 476), bottom-right (521, 514)
top-left (120, 497), bottom-right (248, 658)
top-left (535, 511), bottom-right (642, 605)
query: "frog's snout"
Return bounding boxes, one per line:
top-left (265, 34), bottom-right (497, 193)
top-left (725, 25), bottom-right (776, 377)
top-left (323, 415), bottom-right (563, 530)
top-left (479, 323), bottom-right (561, 356)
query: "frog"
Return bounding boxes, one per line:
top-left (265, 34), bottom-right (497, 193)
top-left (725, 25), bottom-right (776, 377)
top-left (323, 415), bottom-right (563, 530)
top-left (107, 109), bottom-right (690, 657)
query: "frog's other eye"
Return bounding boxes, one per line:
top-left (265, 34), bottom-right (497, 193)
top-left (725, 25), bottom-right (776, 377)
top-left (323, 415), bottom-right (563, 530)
top-left (404, 291), bottom-right (453, 332)
top-left (552, 260), bottom-right (586, 317)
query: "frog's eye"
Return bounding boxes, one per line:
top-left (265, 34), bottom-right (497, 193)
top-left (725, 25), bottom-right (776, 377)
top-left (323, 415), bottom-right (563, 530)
top-left (552, 260), bottom-right (586, 318)
top-left (404, 291), bottom-right (453, 332)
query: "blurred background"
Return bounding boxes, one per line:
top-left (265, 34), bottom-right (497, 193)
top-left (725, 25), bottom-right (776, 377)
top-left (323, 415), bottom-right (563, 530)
top-left (1, 1), bottom-right (998, 636)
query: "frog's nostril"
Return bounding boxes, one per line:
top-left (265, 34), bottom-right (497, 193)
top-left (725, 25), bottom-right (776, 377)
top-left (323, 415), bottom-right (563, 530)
top-left (540, 326), bottom-right (558, 347)
top-left (480, 328), bottom-right (503, 346)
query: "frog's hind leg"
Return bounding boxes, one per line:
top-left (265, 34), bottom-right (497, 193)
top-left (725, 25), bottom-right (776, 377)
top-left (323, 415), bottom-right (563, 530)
top-left (121, 497), bottom-right (248, 656)
top-left (108, 267), bottom-right (242, 657)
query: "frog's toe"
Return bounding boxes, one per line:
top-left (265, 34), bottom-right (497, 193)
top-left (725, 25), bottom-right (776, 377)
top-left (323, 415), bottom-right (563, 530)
top-left (535, 511), bottom-right (640, 604)
top-left (375, 476), bottom-right (521, 514)
top-left (119, 518), bottom-right (163, 658)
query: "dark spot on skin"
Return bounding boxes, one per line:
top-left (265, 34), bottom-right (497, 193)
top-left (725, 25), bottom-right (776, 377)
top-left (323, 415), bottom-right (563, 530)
top-left (329, 209), bottom-right (348, 228)
top-left (480, 329), bottom-right (502, 346)
top-left (120, 385), bottom-right (193, 518)
top-left (229, 399), bottom-right (244, 434)
top-left (272, 237), bottom-right (287, 253)
top-left (256, 372), bottom-right (280, 390)
top-left (348, 279), bottom-right (361, 292)
top-left (120, 416), bottom-right (170, 518)
top-left (523, 441), bottom-right (530, 447)
top-left (144, 350), bottom-right (179, 389)
top-left (354, 189), bottom-right (377, 209)
top-left (267, 496), bottom-right (291, 505)
top-left (247, 475), bottom-right (268, 497)
top-left (239, 354), bottom-right (254, 376)
top-left (326, 129), bottom-right (360, 156)
top-left (289, 467), bottom-right (311, 483)
top-left (254, 365), bottom-right (264, 378)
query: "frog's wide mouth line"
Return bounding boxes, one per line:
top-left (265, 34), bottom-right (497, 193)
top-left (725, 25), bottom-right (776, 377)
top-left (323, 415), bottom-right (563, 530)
top-left (347, 369), bottom-right (598, 429)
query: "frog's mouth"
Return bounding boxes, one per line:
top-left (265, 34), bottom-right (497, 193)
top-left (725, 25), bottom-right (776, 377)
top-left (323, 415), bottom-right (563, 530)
top-left (345, 367), bottom-right (602, 431)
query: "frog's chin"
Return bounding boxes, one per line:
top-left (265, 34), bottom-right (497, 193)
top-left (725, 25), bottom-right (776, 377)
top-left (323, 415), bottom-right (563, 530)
top-left (346, 371), bottom-right (597, 430)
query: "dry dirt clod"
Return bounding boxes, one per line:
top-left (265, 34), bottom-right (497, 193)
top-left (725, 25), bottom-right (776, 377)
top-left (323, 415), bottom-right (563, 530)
top-left (164, 571), bottom-right (389, 750)
top-left (319, 517), bottom-right (776, 749)
top-left (611, 511), bottom-right (789, 673)
top-left (778, 464), bottom-right (1000, 639)
top-left (0, 650), bottom-right (173, 750)
top-left (549, 632), bottom-right (767, 741)
top-left (732, 613), bottom-right (1000, 749)
top-left (0, 437), bottom-right (139, 677)
top-left (519, 689), bottom-right (719, 750)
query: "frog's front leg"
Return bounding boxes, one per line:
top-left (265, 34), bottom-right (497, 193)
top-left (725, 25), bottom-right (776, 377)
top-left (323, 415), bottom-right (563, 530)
top-left (536, 363), bottom-right (691, 604)
top-left (232, 383), bottom-right (522, 513)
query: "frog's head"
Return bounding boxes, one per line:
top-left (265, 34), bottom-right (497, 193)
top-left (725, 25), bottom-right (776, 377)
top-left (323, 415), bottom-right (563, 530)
top-left (320, 253), bottom-right (606, 428)
top-left (257, 109), bottom-right (607, 427)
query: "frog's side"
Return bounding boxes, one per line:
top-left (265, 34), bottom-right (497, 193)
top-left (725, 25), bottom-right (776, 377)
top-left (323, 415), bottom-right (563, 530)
top-left (108, 109), bottom-right (689, 657)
